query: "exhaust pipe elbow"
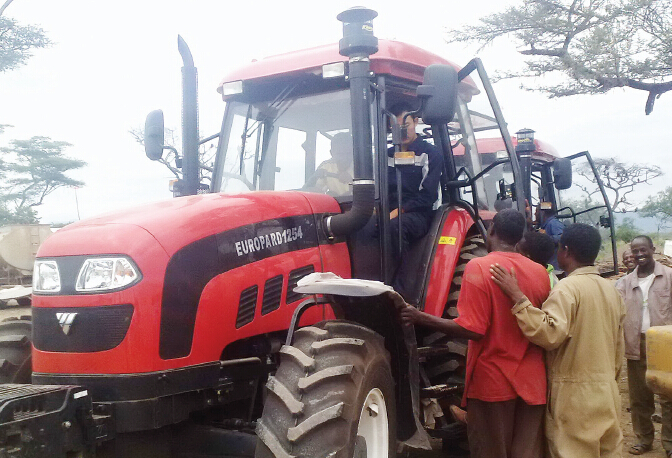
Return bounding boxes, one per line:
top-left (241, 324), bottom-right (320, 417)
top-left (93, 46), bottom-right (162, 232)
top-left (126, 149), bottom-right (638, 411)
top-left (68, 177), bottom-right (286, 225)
top-left (324, 182), bottom-right (375, 238)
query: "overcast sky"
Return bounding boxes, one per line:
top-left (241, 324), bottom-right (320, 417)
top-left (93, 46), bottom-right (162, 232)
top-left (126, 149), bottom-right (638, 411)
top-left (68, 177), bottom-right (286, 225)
top-left (0, 0), bottom-right (670, 224)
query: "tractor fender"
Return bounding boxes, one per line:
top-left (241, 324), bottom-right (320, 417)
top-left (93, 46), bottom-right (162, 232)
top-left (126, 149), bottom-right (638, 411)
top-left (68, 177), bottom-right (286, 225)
top-left (423, 206), bottom-right (483, 317)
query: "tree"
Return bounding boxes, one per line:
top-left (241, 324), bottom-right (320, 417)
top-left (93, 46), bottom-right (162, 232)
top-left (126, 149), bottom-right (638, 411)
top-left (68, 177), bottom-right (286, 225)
top-left (128, 126), bottom-right (216, 185)
top-left (573, 157), bottom-right (662, 212)
top-left (0, 2), bottom-right (79, 225)
top-left (615, 216), bottom-right (640, 242)
top-left (640, 186), bottom-right (672, 231)
top-left (558, 196), bottom-right (602, 224)
top-left (0, 0), bottom-right (51, 73)
top-left (447, 0), bottom-right (672, 114)
top-left (0, 136), bottom-right (86, 225)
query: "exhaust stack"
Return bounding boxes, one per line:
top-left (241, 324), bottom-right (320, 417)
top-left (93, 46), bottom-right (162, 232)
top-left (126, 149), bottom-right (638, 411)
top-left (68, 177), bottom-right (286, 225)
top-left (326, 7), bottom-right (378, 237)
top-left (178, 35), bottom-right (200, 196)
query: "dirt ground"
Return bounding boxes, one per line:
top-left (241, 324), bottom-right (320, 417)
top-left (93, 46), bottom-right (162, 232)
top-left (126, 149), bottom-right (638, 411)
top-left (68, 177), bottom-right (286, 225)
top-left (401, 359), bottom-right (666, 457)
top-left (620, 364), bottom-right (666, 457)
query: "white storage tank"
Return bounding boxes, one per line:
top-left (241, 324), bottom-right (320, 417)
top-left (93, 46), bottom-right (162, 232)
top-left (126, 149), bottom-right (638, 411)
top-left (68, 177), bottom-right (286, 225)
top-left (665, 240), bottom-right (672, 257)
top-left (0, 224), bottom-right (53, 276)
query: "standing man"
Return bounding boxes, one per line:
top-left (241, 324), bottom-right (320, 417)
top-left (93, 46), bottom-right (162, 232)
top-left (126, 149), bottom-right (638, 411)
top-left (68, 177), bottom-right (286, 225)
top-left (617, 235), bottom-right (672, 457)
top-left (396, 209), bottom-right (550, 458)
top-left (536, 203), bottom-right (565, 270)
top-left (491, 223), bottom-right (625, 457)
top-left (615, 249), bottom-right (636, 290)
top-left (387, 102), bottom-right (443, 296)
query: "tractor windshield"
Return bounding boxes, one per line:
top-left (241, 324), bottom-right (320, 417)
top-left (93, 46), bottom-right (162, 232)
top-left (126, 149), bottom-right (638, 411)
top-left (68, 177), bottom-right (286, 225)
top-left (212, 90), bottom-right (354, 196)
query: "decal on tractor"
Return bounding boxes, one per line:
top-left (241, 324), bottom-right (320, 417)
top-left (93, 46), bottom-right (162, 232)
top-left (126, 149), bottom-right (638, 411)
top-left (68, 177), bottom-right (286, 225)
top-left (235, 226), bottom-right (304, 257)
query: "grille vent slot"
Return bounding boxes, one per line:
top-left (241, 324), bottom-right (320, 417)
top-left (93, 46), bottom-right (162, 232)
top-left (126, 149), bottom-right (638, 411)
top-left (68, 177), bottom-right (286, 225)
top-left (261, 275), bottom-right (284, 315)
top-left (286, 265), bottom-right (315, 304)
top-left (236, 285), bottom-right (258, 328)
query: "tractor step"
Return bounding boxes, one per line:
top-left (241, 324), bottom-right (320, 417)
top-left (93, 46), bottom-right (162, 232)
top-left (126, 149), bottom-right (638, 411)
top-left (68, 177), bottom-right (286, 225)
top-left (420, 383), bottom-right (462, 398)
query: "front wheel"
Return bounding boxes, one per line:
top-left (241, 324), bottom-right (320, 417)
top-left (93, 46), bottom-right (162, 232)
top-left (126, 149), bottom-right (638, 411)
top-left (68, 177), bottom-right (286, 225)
top-left (255, 320), bottom-right (396, 458)
top-left (0, 313), bottom-right (32, 383)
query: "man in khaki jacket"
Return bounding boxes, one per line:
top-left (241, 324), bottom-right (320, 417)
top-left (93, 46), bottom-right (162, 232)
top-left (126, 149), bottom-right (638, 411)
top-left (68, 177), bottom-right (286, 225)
top-left (616, 235), bottom-right (672, 456)
top-left (491, 223), bottom-right (625, 457)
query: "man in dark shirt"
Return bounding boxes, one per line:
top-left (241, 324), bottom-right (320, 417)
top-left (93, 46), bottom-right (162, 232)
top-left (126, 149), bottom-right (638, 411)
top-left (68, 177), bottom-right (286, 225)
top-left (536, 203), bottom-right (564, 270)
top-left (388, 102), bottom-right (443, 295)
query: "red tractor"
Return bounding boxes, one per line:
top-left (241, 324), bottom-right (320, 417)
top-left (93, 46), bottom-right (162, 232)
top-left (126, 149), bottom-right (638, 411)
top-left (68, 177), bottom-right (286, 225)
top-left (0, 7), bottom-right (617, 458)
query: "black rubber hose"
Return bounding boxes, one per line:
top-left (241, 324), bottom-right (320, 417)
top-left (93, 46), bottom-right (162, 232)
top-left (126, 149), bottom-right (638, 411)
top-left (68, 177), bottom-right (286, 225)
top-left (326, 183), bottom-right (375, 237)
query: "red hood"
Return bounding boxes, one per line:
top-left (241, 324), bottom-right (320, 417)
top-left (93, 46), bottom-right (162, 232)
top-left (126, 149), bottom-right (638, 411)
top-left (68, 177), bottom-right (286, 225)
top-left (39, 191), bottom-right (339, 258)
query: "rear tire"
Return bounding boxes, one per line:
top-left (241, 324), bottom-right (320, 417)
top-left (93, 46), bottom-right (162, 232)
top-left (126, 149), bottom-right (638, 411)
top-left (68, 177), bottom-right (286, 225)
top-left (421, 235), bottom-right (486, 455)
top-left (422, 235), bottom-right (487, 385)
top-left (0, 312), bottom-right (32, 383)
top-left (255, 320), bottom-right (396, 458)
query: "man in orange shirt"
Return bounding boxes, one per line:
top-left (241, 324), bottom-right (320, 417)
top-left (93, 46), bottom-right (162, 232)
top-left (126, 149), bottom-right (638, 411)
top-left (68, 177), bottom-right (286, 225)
top-left (398, 209), bottom-right (550, 458)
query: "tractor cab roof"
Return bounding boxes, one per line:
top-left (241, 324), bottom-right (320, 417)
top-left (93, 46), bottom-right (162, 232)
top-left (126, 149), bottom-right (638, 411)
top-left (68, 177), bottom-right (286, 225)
top-left (453, 137), bottom-right (559, 162)
top-left (217, 39), bottom-right (478, 99)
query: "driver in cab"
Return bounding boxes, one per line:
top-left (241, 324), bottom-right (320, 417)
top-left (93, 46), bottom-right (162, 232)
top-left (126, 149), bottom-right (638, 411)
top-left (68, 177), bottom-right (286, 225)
top-left (304, 132), bottom-right (354, 197)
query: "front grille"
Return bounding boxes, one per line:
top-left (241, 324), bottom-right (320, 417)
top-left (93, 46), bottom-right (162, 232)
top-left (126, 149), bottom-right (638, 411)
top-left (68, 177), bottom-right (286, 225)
top-left (236, 286), bottom-right (258, 328)
top-left (261, 275), bottom-right (283, 315)
top-left (32, 304), bottom-right (133, 353)
top-left (286, 265), bottom-right (315, 304)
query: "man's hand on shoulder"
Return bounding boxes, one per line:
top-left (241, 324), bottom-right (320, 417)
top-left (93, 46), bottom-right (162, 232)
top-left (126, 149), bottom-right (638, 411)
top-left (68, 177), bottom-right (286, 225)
top-left (489, 264), bottom-right (526, 304)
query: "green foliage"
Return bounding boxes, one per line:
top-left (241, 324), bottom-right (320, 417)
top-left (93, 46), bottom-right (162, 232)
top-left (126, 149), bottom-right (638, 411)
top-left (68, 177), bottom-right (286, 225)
top-left (0, 3), bottom-right (76, 225)
top-left (0, 136), bottom-right (86, 225)
top-left (0, 15), bottom-right (50, 73)
top-left (557, 196), bottom-right (602, 225)
top-left (447, 0), bottom-right (672, 114)
top-left (615, 217), bottom-right (640, 243)
top-left (640, 186), bottom-right (672, 231)
top-left (558, 195), bottom-right (617, 262)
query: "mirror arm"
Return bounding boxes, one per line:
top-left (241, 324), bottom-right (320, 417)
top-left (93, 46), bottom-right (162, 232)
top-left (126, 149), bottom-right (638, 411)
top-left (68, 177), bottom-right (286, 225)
top-left (199, 132), bottom-right (220, 146)
top-left (163, 145), bottom-right (178, 155)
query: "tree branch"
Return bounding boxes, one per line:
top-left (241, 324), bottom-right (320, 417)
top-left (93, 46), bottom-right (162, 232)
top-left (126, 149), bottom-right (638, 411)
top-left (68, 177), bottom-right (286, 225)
top-left (0, 0), bottom-right (14, 17)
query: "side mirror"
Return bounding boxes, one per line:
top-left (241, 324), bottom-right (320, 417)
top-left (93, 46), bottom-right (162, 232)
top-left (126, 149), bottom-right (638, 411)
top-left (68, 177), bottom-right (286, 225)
top-left (144, 109), bottom-right (165, 161)
top-left (553, 158), bottom-right (572, 190)
top-left (416, 64), bottom-right (458, 124)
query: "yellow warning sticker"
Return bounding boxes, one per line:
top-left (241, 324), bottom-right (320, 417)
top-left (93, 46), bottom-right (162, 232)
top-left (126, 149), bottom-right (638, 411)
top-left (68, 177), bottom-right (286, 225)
top-left (439, 236), bottom-right (457, 245)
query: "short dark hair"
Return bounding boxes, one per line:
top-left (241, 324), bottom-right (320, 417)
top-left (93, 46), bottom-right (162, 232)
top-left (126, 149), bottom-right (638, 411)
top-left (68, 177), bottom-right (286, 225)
top-left (632, 235), bottom-right (654, 248)
top-left (390, 101), bottom-right (417, 117)
top-left (560, 223), bottom-right (601, 265)
top-left (519, 231), bottom-right (556, 266)
top-left (492, 209), bottom-right (526, 246)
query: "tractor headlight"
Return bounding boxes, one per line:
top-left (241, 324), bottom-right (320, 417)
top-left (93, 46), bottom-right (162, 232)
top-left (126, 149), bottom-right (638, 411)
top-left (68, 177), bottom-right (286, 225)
top-left (76, 257), bottom-right (139, 292)
top-left (33, 260), bottom-right (61, 293)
